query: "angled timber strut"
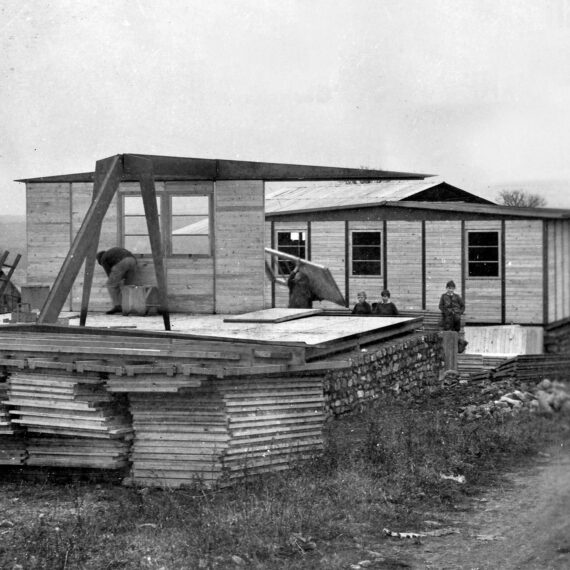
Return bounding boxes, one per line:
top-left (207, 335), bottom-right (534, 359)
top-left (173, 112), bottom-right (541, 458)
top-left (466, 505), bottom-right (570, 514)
top-left (38, 154), bottom-right (171, 330)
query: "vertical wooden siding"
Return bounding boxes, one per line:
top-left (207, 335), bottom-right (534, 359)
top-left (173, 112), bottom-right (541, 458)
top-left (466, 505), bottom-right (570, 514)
top-left (505, 220), bottom-right (544, 324)
top-left (547, 219), bottom-right (570, 323)
top-left (214, 181), bottom-right (265, 314)
top-left (425, 221), bottom-right (462, 313)
top-left (464, 220), bottom-right (502, 324)
top-left (385, 221), bottom-right (423, 310)
top-left (26, 183), bottom-right (72, 308)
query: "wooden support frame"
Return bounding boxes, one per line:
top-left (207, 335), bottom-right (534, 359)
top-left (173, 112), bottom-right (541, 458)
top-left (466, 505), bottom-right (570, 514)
top-left (38, 154), bottom-right (171, 330)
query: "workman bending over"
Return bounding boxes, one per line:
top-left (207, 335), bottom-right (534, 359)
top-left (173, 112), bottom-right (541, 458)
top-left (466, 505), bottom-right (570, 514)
top-left (96, 247), bottom-right (138, 315)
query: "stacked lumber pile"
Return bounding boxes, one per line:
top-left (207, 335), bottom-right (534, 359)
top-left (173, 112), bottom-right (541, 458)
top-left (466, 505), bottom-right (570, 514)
top-left (0, 382), bottom-right (27, 465)
top-left (493, 354), bottom-right (570, 383)
top-left (124, 374), bottom-right (325, 488)
top-left (457, 354), bottom-right (508, 379)
top-left (127, 390), bottom-right (229, 487)
top-left (221, 375), bottom-right (324, 480)
top-left (5, 368), bottom-right (132, 469)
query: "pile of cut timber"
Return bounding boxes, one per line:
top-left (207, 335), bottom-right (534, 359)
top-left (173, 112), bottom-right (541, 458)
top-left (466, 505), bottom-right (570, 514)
top-left (0, 382), bottom-right (27, 465)
top-left (457, 354), bottom-right (509, 377)
top-left (124, 374), bottom-right (324, 488)
top-left (5, 368), bottom-right (132, 469)
top-left (493, 354), bottom-right (570, 383)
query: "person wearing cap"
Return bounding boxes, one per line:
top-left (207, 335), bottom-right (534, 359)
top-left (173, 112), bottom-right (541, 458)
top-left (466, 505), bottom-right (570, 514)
top-left (438, 280), bottom-right (465, 332)
top-left (351, 291), bottom-right (372, 315)
top-left (96, 247), bottom-right (138, 315)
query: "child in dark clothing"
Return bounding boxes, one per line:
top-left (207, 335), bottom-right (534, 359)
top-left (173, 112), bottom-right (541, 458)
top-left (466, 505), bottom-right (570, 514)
top-left (352, 291), bottom-right (372, 315)
top-left (372, 289), bottom-right (399, 316)
top-left (438, 280), bottom-right (465, 332)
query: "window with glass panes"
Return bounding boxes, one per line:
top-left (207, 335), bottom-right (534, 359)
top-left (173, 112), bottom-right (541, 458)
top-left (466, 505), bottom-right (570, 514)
top-left (276, 231), bottom-right (306, 274)
top-left (122, 195), bottom-right (162, 255)
top-left (121, 188), bottom-right (212, 257)
top-left (351, 231), bottom-right (381, 275)
top-left (467, 231), bottom-right (500, 277)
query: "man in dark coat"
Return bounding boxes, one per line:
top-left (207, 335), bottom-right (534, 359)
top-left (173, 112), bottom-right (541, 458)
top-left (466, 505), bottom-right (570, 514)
top-left (287, 261), bottom-right (320, 309)
top-left (96, 247), bottom-right (137, 314)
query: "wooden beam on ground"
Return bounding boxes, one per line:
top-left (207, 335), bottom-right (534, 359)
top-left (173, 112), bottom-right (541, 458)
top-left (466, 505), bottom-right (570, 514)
top-left (39, 155), bottom-right (123, 324)
top-left (128, 155), bottom-right (171, 331)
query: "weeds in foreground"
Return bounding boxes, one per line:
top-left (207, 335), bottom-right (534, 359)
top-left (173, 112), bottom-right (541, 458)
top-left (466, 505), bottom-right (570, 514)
top-left (0, 406), bottom-right (568, 570)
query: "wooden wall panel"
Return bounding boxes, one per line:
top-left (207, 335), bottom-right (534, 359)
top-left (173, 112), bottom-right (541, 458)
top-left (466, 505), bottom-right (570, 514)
top-left (425, 221), bottom-right (462, 313)
top-left (311, 221), bottom-right (346, 309)
top-left (214, 181), bottom-right (265, 314)
top-left (263, 221), bottom-right (274, 309)
top-left (347, 221), bottom-right (382, 308)
top-left (385, 220), bottom-right (422, 310)
top-left (165, 257), bottom-right (214, 312)
top-left (505, 220), bottom-right (543, 324)
top-left (464, 220), bottom-right (502, 324)
top-left (546, 220), bottom-right (570, 323)
top-left (270, 221), bottom-right (309, 308)
top-left (26, 183), bottom-right (72, 308)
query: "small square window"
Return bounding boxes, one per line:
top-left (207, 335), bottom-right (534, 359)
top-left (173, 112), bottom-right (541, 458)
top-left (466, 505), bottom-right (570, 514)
top-left (351, 231), bottom-right (381, 276)
top-left (467, 231), bottom-right (500, 277)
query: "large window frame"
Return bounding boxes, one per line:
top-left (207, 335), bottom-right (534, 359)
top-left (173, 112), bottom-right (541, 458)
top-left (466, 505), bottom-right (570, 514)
top-left (466, 230), bottom-right (500, 278)
top-left (119, 182), bottom-right (213, 258)
top-left (275, 230), bottom-right (306, 275)
top-left (351, 230), bottom-right (382, 276)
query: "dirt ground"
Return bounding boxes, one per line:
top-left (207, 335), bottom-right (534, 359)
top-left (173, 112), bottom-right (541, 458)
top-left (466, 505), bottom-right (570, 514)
top-left (371, 439), bottom-right (570, 569)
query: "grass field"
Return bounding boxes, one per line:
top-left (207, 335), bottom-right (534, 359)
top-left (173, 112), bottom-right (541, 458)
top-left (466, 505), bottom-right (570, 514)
top-left (1, 397), bottom-right (568, 570)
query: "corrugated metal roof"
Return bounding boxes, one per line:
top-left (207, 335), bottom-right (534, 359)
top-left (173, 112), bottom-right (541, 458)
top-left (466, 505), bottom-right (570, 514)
top-left (264, 179), bottom-right (484, 213)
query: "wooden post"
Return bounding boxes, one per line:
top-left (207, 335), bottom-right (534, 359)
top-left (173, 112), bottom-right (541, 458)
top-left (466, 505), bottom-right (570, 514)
top-left (440, 331), bottom-right (458, 371)
top-left (38, 155), bottom-right (123, 324)
top-left (79, 158), bottom-right (115, 326)
top-left (129, 155), bottom-right (171, 331)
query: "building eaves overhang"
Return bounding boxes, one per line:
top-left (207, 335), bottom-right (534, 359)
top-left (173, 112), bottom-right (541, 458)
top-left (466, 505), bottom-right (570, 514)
top-left (265, 200), bottom-right (570, 220)
top-left (17, 153), bottom-right (432, 183)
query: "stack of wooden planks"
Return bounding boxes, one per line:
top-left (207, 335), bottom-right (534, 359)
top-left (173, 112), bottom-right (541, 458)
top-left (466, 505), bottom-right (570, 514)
top-left (124, 373), bottom-right (325, 488)
top-left (493, 354), bottom-right (570, 383)
top-left (0, 382), bottom-right (27, 465)
top-left (457, 354), bottom-right (509, 377)
top-left (5, 367), bottom-right (132, 469)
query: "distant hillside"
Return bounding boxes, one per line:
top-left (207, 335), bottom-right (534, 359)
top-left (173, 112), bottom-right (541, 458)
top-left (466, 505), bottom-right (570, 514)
top-left (0, 215), bottom-right (26, 286)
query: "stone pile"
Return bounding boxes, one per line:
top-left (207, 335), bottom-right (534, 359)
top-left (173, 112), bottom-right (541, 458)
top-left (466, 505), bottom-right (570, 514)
top-left (459, 378), bottom-right (570, 421)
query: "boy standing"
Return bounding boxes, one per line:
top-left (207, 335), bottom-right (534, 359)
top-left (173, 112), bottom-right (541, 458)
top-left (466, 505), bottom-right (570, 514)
top-left (438, 280), bottom-right (465, 332)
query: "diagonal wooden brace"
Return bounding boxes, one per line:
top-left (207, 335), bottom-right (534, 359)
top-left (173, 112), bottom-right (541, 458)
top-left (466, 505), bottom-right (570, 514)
top-left (38, 155), bottom-right (123, 324)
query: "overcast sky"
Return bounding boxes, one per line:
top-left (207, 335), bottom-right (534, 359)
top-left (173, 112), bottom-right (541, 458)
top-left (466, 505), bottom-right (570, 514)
top-left (1, 0), bottom-right (570, 215)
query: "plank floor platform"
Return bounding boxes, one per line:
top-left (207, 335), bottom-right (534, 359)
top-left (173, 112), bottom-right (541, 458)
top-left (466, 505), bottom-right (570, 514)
top-left (0, 309), bottom-right (421, 486)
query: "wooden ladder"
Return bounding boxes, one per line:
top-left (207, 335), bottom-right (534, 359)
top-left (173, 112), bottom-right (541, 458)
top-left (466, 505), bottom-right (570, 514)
top-left (0, 250), bottom-right (21, 301)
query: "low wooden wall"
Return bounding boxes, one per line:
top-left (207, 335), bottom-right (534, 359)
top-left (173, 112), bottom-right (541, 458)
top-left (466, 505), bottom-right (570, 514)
top-left (323, 333), bottom-right (445, 417)
top-left (544, 317), bottom-right (570, 355)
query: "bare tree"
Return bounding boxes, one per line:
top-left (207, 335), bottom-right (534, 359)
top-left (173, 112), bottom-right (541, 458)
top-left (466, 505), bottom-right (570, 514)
top-left (496, 189), bottom-right (547, 208)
